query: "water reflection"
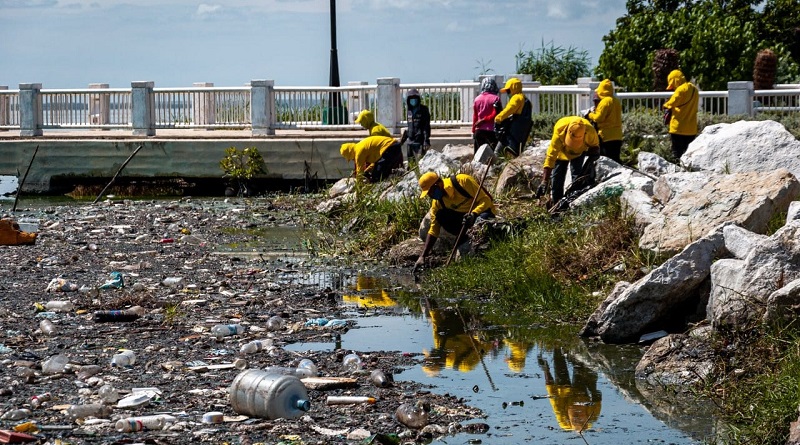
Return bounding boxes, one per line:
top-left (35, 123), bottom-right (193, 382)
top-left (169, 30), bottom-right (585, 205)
top-left (538, 346), bottom-right (602, 432)
top-left (421, 305), bottom-right (498, 376)
top-left (341, 275), bottom-right (398, 308)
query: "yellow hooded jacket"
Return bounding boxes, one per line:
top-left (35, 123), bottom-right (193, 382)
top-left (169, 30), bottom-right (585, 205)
top-left (427, 174), bottom-right (495, 237)
top-left (340, 136), bottom-right (397, 174)
top-left (355, 110), bottom-right (392, 137)
top-left (587, 79), bottom-right (623, 142)
top-left (543, 117), bottom-right (600, 169)
top-left (494, 78), bottom-right (525, 123)
top-left (664, 70), bottom-right (699, 136)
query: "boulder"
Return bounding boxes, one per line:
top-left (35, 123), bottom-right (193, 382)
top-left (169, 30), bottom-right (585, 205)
top-left (640, 169), bottom-right (800, 255)
top-left (708, 221), bottom-right (800, 330)
top-left (634, 327), bottom-right (715, 387)
top-left (683, 120), bottom-right (800, 180)
top-left (493, 148), bottom-right (545, 196)
top-left (763, 279), bottom-right (800, 325)
top-left (441, 144), bottom-right (474, 165)
top-left (582, 223), bottom-right (729, 344)
top-left (619, 189), bottom-right (663, 232)
top-left (637, 151), bottom-right (683, 178)
top-left (328, 177), bottom-right (355, 198)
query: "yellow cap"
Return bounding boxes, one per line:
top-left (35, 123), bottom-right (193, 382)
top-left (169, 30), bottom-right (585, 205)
top-left (340, 143), bottom-right (356, 161)
top-left (418, 172), bottom-right (440, 198)
top-left (565, 118), bottom-right (585, 150)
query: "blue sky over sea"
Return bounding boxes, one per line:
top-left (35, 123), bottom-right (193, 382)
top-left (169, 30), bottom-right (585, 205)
top-left (1, 0), bottom-right (627, 88)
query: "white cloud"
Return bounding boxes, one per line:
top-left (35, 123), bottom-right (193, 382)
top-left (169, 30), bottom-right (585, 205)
top-left (196, 3), bottom-right (221, 16)
top-left (446, 20), bottom-right (467, 32)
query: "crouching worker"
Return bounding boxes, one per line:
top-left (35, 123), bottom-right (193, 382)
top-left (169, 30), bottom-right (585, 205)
top-left (541, 116), bottom-right (600, 205)
top-left (340, 135), bottom-right (404, 182)
top-left (414, 172), bottom-right (496, 271)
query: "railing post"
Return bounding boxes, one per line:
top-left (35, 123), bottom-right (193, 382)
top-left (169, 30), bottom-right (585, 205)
top-left (131, 81), bottom-right (155, 136)
top-left (576, 77), bottom-right (597, 115)
top-left (460, 80), bottom-right (476, 124)
top-left (251, 80), bottom-right (275, 136)
top-left (0, 86), bottom-right (8, 131)
top-left (348, 81), bottom-right (369, 122)
top-left (377, 77), bottom-right (401, 135)
top-left (728, 81), bottom-right (754, 117)
top-left (19, 83), bottom-right (43, 137)
top-left (193, 82), bottom-right (216, 128)
top-left (526, 81), bottom-right (542, 114)
top-left (89, 83), bottom-right (110, 127)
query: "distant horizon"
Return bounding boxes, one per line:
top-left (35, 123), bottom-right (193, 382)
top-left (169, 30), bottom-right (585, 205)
top-left (1, 0), bottom-right (627, 89)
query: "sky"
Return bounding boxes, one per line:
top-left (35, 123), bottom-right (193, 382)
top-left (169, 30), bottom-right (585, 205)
top-left (0, 0), bottom-right (629, 89)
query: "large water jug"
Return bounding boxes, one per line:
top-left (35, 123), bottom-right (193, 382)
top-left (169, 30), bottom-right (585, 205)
top-left (229, 369), bottom-right (311, 420)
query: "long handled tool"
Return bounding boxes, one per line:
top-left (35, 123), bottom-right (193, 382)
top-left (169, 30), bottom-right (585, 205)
top-left (92, 145), bottom-right (144, 204)
top-left (445, 147), bottom-right (496, 266)
top-left (12, 144), bottom-right (40, 213)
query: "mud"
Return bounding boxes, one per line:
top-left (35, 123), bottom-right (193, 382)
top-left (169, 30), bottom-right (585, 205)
top-left (0, 196), bottom-right (485, 444)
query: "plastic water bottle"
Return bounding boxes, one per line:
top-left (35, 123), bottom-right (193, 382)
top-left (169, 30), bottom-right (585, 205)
top-left (41, 354), bottom-right (70, 374)
top-left (229, 369), bottom-right (311, 420)
top-left (240, 339), bottom-right (273, 355)
top-left (45, 300), bottom-right (74, 312)
top-left (115, 414), bottom-right (176, 432)
top-left (266, 315), bottom-right (285, 331)
top-left (98, 384), bottom-right (120, 403)
top-left (211, 324), bottom-right (246, 339)
top-left (369, 369), bottom-right (391, 388)
top-left (30, 392), bottom-right (52, 408)
top-left (67, 403), bottom-right (112, 420)
top-left (296, 359), bottom-right (318, 378)
top-left (395, 401), bottom-right (431, 429)
top-left (342, 353), bottom-right (363, 373)
top-left (0, 408), bottom-right (31, 420)
top-left (39, 319), bottom-right (57, 336)
top-left (110, 349), bottom-right (136, 367)
top-left (93, 306), bottom-right (145, 322)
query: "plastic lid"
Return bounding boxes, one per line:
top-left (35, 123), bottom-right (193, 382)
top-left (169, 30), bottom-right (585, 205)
top-left (296, 399), bottom-right (311, 411)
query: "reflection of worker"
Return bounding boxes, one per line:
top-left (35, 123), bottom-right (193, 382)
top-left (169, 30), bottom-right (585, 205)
top-left (538, 348), bottom-right (602, 432)
top-left (504, 340), bottom-right (533, 373)
top-left (341, 276), bottom-right (397, 308)
top-left (421, 307), bottom-right (493, 376)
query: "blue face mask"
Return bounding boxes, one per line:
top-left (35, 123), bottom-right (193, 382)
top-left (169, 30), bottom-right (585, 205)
top-left (429, 187), bottom-right (444, 200)
top-left (409, 98), bottom-right (419, 107)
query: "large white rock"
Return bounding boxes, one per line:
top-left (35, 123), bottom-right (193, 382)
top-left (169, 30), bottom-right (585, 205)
top-left (683, 120), bottom-right (800, 179)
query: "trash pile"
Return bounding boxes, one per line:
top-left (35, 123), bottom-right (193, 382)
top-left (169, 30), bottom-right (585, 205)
top-left (0, 198), bottom-right (486, 444)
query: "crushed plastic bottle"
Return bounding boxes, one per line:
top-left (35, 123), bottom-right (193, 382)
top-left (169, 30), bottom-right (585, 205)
top-left (211, 324), bottom-right (246, 339)
top-left (296, 358), bottom-right (318, 378)
top-left (67, 403), bottom-right (112, 420)
top-left (369, 369), bottom-right (391, 388)
top-left (45, 300), bottom-right (74, 312)
top-left (41, 354), bottom-right (70, 375)
top-left (45, 278), bottom-right (79, 293)
top-left (240, 339), bottom-right (273, 355)
top-left (30, 392), bottom-right (52, 408)
top-left (39, 319), bottom-right (57, 336)
top-left (1, 408), bottom-right (31, 421)
top-left (98, 384), bottom-right (120, 403)
top-left (266, 315), bottom-right (285, 331)
top-left (342, 353), bottom-right (363, 373)
top-left (110, 349), bottom-right (136, 367)
top-left (115, 414), bottom-right (175, 432)
top-left (395, 400), bottom-right (431, 429)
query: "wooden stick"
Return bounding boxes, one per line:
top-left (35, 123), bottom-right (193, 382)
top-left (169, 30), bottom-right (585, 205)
top-left (445, 147), bottom-right (496, 266)
top-left (92, 145), bottom-right (144, 204)
top-left (12, 144), bottom-right (40, 212)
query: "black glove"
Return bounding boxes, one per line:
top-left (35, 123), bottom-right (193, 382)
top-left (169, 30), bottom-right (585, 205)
top-left (462, 213), bottom-right (476, 228)
top-left (535, 183), bottom-right (547, 198)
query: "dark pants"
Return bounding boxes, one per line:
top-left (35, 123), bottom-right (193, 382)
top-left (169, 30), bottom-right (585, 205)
top-left (367, 142), bottom-right (403, 182)
top-left (435, 207), bottom-right (495, 245)
top-left (499, 132), bottom-right (524, 157)
top-left (406, 142), bottom-right (426, 164)
top-left (551, 155), bottom-right (587, 204)
top-left (600, 139), bottom-right (622, 164)
top-left (473, 129), bottom-right (498, 153)
top-left (670, 134), bottom-right (696, 160)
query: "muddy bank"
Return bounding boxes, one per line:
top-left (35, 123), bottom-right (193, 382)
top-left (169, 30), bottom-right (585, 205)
top-left (0, 197), bottom-right (485, 444)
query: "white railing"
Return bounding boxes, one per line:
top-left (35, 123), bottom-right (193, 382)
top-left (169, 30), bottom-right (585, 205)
top-left (2, 80), bottom-right (798, 136)
top-left (153, 87), bottom-right (251, 129)
top-left (40, 88), bottom-right (132, 129)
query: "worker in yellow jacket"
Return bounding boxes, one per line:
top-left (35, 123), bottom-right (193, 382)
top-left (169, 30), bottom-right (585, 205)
top-left (494, 78), bottom-right (532, 157)
top-left (663, 69), bottom-right (699, 160)
top-left (587, 79), bottom-right (623, 163)
top-left (354, 109), bottom-right (391, 137)
top-left (340, 135), bottom-right (403, 182)
top-left (414, 172), bottom-right (496, 270)
top-left (542, 116), bottom-right (600, 205)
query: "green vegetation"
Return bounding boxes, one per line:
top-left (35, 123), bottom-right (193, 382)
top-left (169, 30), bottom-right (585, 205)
top-left (597, 0), bottom-right (800, 90)
top-left (516, 40), bottom-right (592, 86)
top-left (219, 146), bottom-right (266, 196)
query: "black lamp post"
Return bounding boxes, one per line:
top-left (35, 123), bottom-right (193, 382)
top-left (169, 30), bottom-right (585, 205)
top-left (325, 0), bottom-right (346, 124)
